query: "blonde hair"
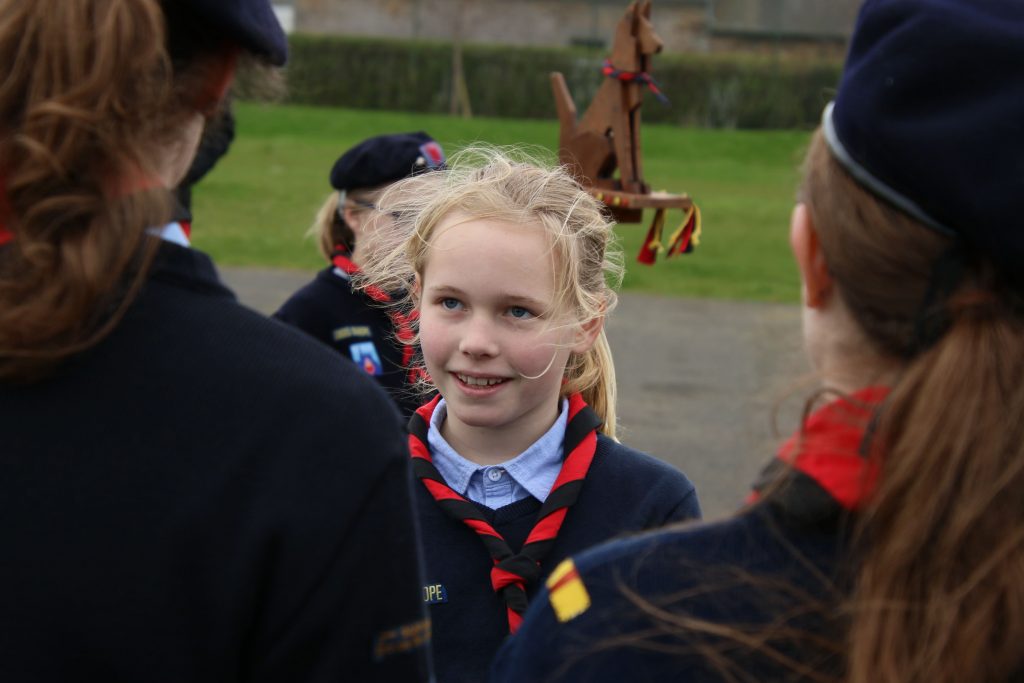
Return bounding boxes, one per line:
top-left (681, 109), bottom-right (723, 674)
top-left (310, 186), bottom-right (387, 261)
top-left (357, 147), bottom-right (624, 436)
top-left (0, 0), bottom-right (256, 381)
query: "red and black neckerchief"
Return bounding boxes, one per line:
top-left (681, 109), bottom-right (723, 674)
top-left (602, 58), bottom-right (670, 105)
top-left (408, 392), bottom-right (602, 633)
top-left (331, 245), bottom-right (424, 384)
top-left (748, 386), bottom-right (889, 526)
top-left (170, 198), bottom-right (192, 241)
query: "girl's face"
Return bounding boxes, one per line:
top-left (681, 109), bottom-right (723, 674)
top-left (418, 214), bottom-right (596, 449)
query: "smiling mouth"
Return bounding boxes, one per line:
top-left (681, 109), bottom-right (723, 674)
top-left (456, 373), bottom-right (507, 387)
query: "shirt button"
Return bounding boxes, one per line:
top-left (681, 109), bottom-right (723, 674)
top-left (487, 468), bottom-right (504, 482)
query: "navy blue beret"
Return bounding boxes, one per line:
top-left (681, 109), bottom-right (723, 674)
top-left (824, 0), bottom-right (1024, 272)
top-left (329, 132), bottom-right (446, 192)
top-left (167, 0), bottom-right (288, 66)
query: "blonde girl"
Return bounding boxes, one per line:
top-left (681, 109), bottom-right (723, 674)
top-left (358, 148), bottom-right (701, 683)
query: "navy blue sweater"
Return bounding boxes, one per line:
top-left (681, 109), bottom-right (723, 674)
top-left (274, 266), bottom-right (425, 416)
top-left (492, 498), bottom-right (850, 682)
top-left (0, 242), bottom-right (431, 682)
top-left (419, 434), bottom-right (700, 683)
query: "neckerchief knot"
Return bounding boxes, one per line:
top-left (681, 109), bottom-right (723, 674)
top-left (408, 392), bottom-right (602, 633)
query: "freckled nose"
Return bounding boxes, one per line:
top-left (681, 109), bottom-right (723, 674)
top-left (458, 315), bottom-right (499, 357)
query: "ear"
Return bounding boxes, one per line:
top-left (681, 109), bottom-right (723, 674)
top-left (641, 0), bottom-right (652, 18)
top-left (195, 48), bottom-right (239, 115)
top-left (789, 203), bottom-right (833, 309)
top-left (571, 314), bottom-right (604, 354)
top-left (410, 273), bottom-right (422, 306)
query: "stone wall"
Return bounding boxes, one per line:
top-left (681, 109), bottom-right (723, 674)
top-left (712, 0), bottom-right (859, 39)
top-left (292, 0), bottom-right (855, 56)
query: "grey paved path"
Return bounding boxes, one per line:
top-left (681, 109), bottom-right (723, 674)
top-left (221, 267), bottom-right (809, 519)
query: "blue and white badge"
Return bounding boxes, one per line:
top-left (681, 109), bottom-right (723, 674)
top-left (350, 341), bottom-right (383, 376)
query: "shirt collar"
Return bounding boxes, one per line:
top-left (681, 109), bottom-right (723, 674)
top-left (147, 221), bottom-right (191, 247)
top-left (427, 397), bottom-right (569, 502)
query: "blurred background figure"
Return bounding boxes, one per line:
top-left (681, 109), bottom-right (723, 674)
top-left (275, 131), bottom-right (445, 416)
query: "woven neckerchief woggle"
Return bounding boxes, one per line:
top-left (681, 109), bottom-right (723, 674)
top-left (407, 392), bottom-right (602, 633)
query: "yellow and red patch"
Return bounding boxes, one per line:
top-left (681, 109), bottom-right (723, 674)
top-left (546, 559), bottom-right (591, 623)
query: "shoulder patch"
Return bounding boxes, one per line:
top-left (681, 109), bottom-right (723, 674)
top-left (332, 325), bottom-right (372, 342)
top-left (350, 341), bottom-right (383, 376)
top-left (419, 140), bottom-right (446, 169)
top-left (372, 617), bottom-right (431, 661)
top-left (546, 558), bottom-right (591, 623)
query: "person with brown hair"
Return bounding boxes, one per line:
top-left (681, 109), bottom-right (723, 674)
top-left (0, 1), bottom-right (431, 680)
top-left (493, 1), bottom-right (1024, 681)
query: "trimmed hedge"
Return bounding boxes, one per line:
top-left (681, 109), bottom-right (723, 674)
top-left (282, 34), bottom-right (842, 129)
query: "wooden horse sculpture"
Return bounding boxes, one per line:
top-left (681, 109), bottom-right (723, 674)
top-left (551, 1), bottom-right (698, 263)
top-left (552, 0), bottom-right (662, 210)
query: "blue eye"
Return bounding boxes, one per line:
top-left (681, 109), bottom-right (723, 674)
top-left (440, 298), bottom-right (463, 311)
top-left (508, 306), bottom-right (534, 320)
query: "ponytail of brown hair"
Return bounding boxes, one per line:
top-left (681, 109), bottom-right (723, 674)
top-left (803, 130), bottom-right (1024, 682)
top-left (0, 0), bottom-right (219, 381)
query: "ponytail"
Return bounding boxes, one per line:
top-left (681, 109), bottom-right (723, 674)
top-left (801, 129), bottom-right (1024, 682)
top-left (848, 285), bottom-right (1024, 682)
top-left (567, 329), bottom-right (618, 440)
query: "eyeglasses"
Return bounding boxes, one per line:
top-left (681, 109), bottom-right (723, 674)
top-left (350, 199), bottom-right (381, 212)
top-left (346, 198), bottom-right (402, 221)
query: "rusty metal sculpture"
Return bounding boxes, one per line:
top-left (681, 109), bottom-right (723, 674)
top-left (551, 0), bottom-right (699, 263)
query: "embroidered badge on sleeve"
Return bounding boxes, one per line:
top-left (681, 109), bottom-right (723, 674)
top-left (372, 617), bottom-right (432, 661)
top-left (546, 558), bottom-right (591, 623)
top-left (350, 341), bottom-right (383, 376)
top-left (332, 325), bottom-right (372, 342)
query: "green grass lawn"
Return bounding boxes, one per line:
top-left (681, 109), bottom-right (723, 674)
top-left (192, 102), bottom-right (811, 302)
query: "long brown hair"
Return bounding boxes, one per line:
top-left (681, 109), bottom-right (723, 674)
top-left (0, 0), bottom-right (233, 381)
top-left (803, 129), bottom-right (1024, 682)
